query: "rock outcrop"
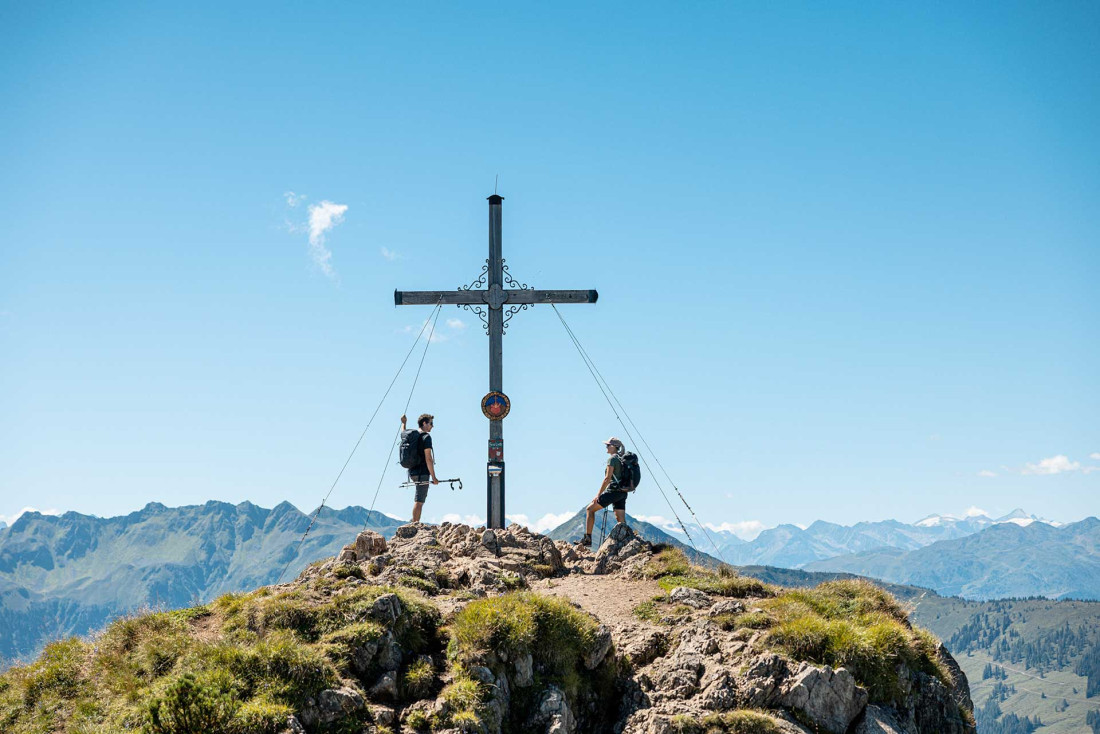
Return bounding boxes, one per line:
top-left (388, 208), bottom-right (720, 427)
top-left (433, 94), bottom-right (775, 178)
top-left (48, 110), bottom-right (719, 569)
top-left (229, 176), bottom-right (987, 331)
top-left (292, 521), bottom-right (974, 734)
top-left (0, 520), bottom-right (975, 734)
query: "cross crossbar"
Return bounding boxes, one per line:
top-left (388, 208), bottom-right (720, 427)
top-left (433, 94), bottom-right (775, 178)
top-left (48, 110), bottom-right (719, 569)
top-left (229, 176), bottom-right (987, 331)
top-left (394, 289), bottom-right (598, 306)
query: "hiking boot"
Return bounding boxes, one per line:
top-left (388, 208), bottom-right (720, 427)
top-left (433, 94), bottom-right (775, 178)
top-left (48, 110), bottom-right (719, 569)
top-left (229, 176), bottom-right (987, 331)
top-left (577, 534), bottom-right (592, 548)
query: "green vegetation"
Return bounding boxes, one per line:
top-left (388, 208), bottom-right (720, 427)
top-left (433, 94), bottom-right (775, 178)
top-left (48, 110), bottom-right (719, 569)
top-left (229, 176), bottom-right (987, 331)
top-left (669, 709), bottom-right (782, 733)
top-left (632, 600), bottom-right (663, 624)
top-left (0, 582), bottom-right (440, 734)
top-left (449, 592), bottom-right (598, 682)
top-left (910, 595), bottom-right (1100, 734)
top-left (642, 548), bottom-right (774, 599)
top-left (713, 610), bottom-right (772, 632)
top-left (759, 579), bottom-right (951, 703)
top-left (402, 659), bottom-right (436, 700)
top-left (447, 591), bottom-right (618, 730)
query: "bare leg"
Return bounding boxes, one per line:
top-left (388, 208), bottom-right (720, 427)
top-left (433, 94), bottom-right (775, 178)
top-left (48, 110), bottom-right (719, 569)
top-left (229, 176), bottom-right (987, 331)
top-left (412, 501), bottom-right (424, 523)
top-left (585, 501), bottom-right (602, 536)
top-left (615, 509), bottom-right (626, 524)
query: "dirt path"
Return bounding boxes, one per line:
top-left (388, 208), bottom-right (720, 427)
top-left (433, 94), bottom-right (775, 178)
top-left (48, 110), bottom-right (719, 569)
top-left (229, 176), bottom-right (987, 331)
top-left (540, 572), bottom-right (664, 629)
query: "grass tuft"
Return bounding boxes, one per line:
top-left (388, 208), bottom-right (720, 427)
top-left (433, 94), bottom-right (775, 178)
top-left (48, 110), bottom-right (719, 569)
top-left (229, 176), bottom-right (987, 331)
top-left (761, 580), bottom-right (951, 703)
top-left (401, 659), bottom-right (436, 700)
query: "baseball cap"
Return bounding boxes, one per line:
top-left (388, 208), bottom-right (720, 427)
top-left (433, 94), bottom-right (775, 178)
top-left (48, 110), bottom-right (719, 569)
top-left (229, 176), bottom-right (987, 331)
top-left (603, 437), bottom-right (624, 449)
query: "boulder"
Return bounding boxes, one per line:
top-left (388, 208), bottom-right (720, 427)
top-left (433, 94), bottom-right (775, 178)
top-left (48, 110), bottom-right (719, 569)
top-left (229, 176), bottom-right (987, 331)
top-left (281, 715), bottom-right (306, 734)
top-left (620, 628), bottom-right (669, 666)
top-left (316, 687), bottom-right (365, 723)
top-left (534, 685), bottom-right (575, 734)
top-left (513, 652), bottom-right (534, 687)
top-left (369, 593), bottom-right (405, 625)
top-left (669, 586), bottom-right (712, 609)
top-left (854, 705), bottom-right (909, 734)
top-left (775, 663), bottom-right (868, 734)
top-left (708, 599), bottom-right (745, 617)
top-left (584, 625), bottom-right (613, 670)
top-left (355, 530), bottom-right (388, 559)
top-left (369, 670), bottom-right (399, 701)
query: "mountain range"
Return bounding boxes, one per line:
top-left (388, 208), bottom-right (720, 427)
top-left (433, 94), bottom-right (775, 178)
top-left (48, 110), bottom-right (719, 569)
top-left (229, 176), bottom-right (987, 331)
top-left (641, 509), bottom-right (1060, 569)
top-left (0, 501), bottom-right (401, 666)
top-left (805, 517), bottom-right (1100, 600)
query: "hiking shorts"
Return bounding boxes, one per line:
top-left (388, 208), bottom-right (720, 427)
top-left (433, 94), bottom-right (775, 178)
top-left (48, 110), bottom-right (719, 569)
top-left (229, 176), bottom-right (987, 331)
top-left (596, 489), bottom-right (628, 511)
top-left (410, 473), bottom-right (430, 503)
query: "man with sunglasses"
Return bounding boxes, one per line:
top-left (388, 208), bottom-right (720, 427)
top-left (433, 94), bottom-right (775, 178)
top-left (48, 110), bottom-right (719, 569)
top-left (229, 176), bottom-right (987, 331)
top-left (401, 413), bottom-right (439, 522)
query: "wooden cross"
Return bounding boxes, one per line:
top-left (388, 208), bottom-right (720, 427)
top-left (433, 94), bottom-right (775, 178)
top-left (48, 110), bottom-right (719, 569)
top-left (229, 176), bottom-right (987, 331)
top-left (395, 195), bottom-right (598, 529)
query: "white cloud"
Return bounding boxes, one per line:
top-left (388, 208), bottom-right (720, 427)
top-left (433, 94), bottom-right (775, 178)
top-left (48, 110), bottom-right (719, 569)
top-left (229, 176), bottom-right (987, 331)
top-left (633, 514), bottom-right (768, 541)
top-left (0, 506), bottom-right (61, 526)
top-left (1090, 453), bottom-right (1100, 461)
top-left (508, 512), bottom-right (574, 533)
top-left (446, 318), bottom-right (466, 331)
top-left (401, 320), bottom-right (447, 343)
top-left (1023, 455), bottom-right (1081, 475)
top-left (284, 191), bottom-right (306, 207)
top-left (380, 247), bottom-right (399, 262)
top-left (307, 201), bottom-right (348, 278)
top-left (439, 513), bottom-right (485, 527)
top-left (704, 520), bottom-right (766, 541)
top-left (964, 506), bottom-right (989, 517)
top-left (977, 470), bottom-right (997, 477)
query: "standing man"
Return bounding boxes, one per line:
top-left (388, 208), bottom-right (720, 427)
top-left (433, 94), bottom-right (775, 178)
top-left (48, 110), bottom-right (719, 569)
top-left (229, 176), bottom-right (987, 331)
top-left (401, 413), bottom-right (439, 522)
top-left (580, 437), bottom-right (628, 548)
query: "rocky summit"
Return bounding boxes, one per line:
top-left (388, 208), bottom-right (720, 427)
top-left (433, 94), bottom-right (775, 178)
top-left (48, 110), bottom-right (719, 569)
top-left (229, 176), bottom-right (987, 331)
top-left (0, 521), bottom-right (975, 734)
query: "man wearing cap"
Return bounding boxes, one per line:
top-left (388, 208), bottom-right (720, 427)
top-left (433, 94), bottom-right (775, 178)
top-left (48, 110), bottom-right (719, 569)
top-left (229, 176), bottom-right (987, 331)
top-left (580, 437), bottom-right (628, 548)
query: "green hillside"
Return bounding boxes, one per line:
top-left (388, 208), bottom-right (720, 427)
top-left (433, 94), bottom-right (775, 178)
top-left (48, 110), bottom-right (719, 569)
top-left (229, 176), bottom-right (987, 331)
top-left (909, 596), bottom-right (1100, 734)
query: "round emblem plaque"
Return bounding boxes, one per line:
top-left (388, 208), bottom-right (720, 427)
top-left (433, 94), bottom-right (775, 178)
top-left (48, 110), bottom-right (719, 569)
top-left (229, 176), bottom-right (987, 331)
top-left (481, 391), bottom-right (511, 420)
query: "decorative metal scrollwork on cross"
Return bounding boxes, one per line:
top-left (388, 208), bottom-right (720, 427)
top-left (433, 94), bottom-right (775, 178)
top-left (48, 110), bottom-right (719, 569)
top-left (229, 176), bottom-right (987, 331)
top-left (460, 260), bottom-right (489, 292)
top-left (501, 259), bottom-right (528, 290)
top-left (502, 303), bottom-right (528, 331)
top-left (462, 304), bottom-right (489, 334)
top-left (458, 260), bottom-right (491, 334)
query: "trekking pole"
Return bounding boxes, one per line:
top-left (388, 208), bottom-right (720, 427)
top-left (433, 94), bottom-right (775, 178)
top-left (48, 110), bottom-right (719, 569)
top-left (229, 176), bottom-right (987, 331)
top-left (398, 478), bottom-right (463, 491)
top-left (600, 507), bottom-right (609, 546)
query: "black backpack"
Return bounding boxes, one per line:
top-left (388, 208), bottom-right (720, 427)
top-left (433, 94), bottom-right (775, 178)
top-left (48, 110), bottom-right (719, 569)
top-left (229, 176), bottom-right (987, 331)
top-left (398, 429), bottom-right (422, 469)
top-left (618, 451), bottom-right (642, 491)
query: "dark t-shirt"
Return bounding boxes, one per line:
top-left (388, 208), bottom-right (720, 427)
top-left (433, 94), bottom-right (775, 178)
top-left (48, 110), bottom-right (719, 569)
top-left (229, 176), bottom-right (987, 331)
top-left (607, 454), bottom-right (623, 485)
top-left (410, 431), bottom-right (433, 476)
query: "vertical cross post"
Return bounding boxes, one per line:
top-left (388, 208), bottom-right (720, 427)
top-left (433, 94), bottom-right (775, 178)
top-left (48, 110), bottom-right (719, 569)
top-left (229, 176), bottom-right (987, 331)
top-left (486, 195), bottom-right (505, 529)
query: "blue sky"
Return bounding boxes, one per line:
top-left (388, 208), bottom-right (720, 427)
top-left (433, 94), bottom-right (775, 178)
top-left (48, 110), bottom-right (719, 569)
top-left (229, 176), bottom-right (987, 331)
top-left (1, 2), bottom-right (1097, 536)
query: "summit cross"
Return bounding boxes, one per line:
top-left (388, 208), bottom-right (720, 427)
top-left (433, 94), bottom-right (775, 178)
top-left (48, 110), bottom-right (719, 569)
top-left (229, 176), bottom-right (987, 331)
top-left (394, 195), bottom-right (598, 529)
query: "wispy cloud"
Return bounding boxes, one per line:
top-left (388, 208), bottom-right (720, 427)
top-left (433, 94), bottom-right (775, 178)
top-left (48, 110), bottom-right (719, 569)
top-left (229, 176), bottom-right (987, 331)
top-left (307, 201), bottom-right (348, 278)
top-left (977, 470), bottom-right (997, 478)
top-left (284, 191), bottom-right (307, 207)
top-left (401, 320), bottom-right (447, 343)
top-left (1023, 455), bottom-right (1081, 475)
top-left (0, 506), bottom-right (61, 526)
top-left (705, 520), bottom-right (766, 541)
top-left (1091, 453), bottom-right (1100, 461)
top-left (380, 247), bottom-right (399, 262)
top-left (446, 318), bottom-right (466, 331)
top-left (634, 514), bottom-right (768, 542)
top-left (508, 512), bottom-right (574, 533)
